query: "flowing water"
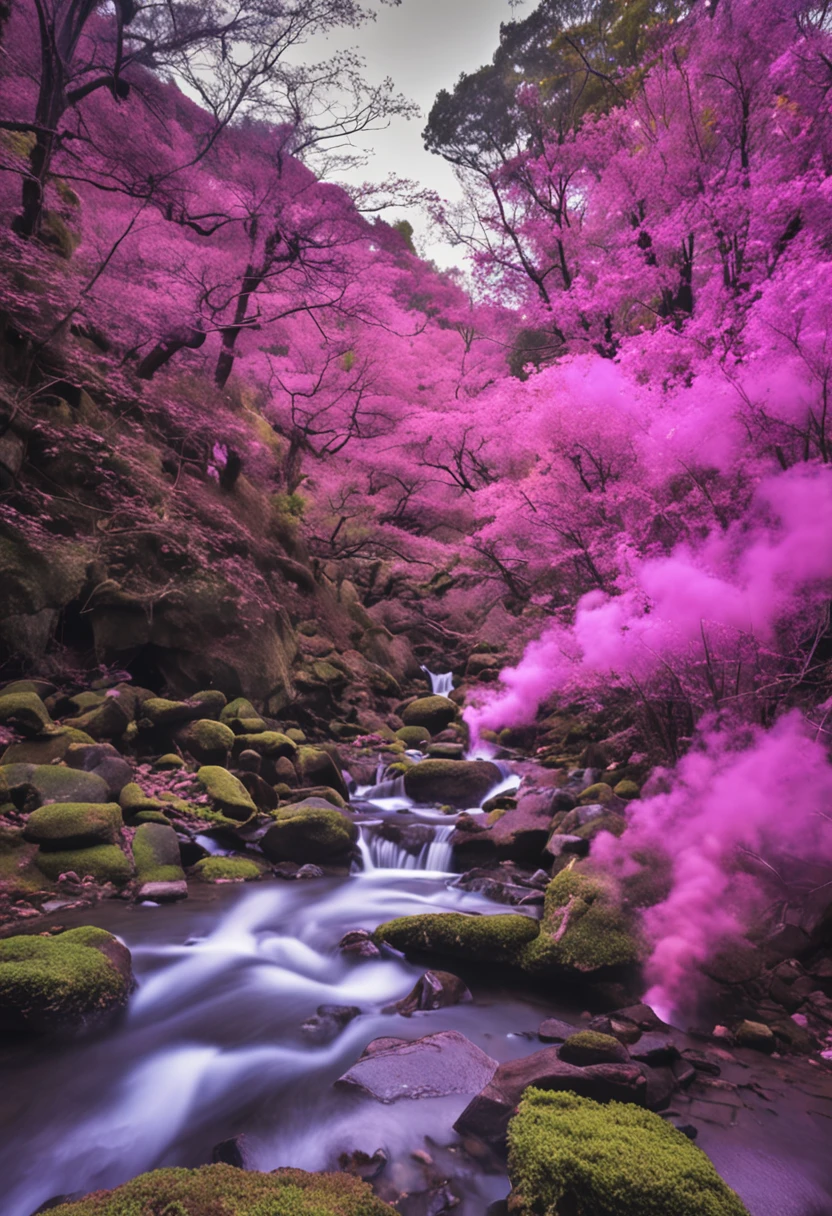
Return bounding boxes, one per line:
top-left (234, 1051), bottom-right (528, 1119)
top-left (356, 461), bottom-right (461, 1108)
top-left (421, 667), bottom-right (454, 697)
top-left (1, 801), bottom-right (832, 1216)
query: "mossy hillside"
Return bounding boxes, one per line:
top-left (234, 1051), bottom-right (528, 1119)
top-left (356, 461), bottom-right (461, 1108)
top-left (132, 822), bottom-right (185, 884)
top-left (520, 868), bottom-right (643, 974)
top-left (374, 912), bottom-right (540, 964)
top-left (193, 857), bottom-right (263, 882)
top-left (36, 844), bottom-right (134, 885)
top-left (507, 1090), bottom-right (750, 1216)
top-left (261, 807), bottom-right (357, 864)
top-left (45, 1164), bottom-right (397, 1215)
top-left (0, 926), bottom-right (133, 1033)
top-left (23, 802), bottom-right (123, 849)
top-left (196, 765), bottom-right (257, 820)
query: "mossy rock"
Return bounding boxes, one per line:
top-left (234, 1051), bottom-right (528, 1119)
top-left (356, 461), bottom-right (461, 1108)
top-left (0, 828), bottom-right (53, 896)
top-left (0, 691), bottom-right (53, 736)
top-left (311, 660), bottom-right (347, 686)
top-left (260, 807), bottom-right (357, 865)
top-left (574, 810), bottom-right (627, 841)
top-left (0, 925), bottom-right (134, 1034)
top-left (578, 782), bottom-right (619, 806)
top-left (190, 689), bottom-right (227, 719)
top-left (1, 727), bottom-right (95, 766)
top-left (395, 725), bottom-right (431, 748)
top-left (132, 821), bottom-right (185, 884)
top-left (193, 857), bottom-right (263, 883)
top-left (287, 728), bottom-right (306, 744)
top-left (401, 695), bottom-right (457, 735)
top-left (24, 802), bottom-right (122, 849)
top-left (119, 782), bottom-right (164, 817)
top-left (614, 779), bottom-right (640, 799)
top-left (233, 730), bottom-right (297, 759)
top-left (4, 762), bottom-right (109, 807)
top-left (63, 697), bottom-right (131, 740)
top-left (43, 1164), bottom-right (397, 1215)
top-left (154, 754), bottom-right (187, 770)
top-left (133, 810), bottom-right (171, 825)
top-left (179, 719), bottom-right (236, 764)
top-left (220, 697), bottom-right (267, 733)
top-left (507, 1090), bottom-right (749, 1216)
top-left (141, 697), bottom-right (201, 727)
top-left (374, 912), bottom-right (540, 964)
top-left (36, 844), bottom-right (134, 886)
top-left (558, 1030), bottom-right (629, 1065)
top-left (295, 746), bottom-right (348, 800)
top-left (520, 869), bottom-right (643, 975)
top-left (196, 765), bottom-right (257, 820)
top-left (403, 759), bottom-right (501, 808)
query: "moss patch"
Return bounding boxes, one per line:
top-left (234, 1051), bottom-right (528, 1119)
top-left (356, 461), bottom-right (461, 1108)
top-left (193, 857), bottom-right (263, 882)
top-left (132, 822), bottom-right (185, 883)
top-left (508, 1090), bottom-right (749, 1216)
top-left (374, 912), bottom-right (540, 964)
top-left (519, 869), bottom-right (642, 975)
top-left (0, 926), bottom-right (132, 1033)
top-left (0, 691), bottom-right (53, 735)
top-left (36, 844), bottom-right (133, 885)
top-left (196, 765), bottom-right (257, 820)
top-left (45, 1164), bottom-right (396, 1215)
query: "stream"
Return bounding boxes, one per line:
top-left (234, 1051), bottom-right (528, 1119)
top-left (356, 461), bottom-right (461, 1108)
top-left (2, 795), bottom-right (832, 1215)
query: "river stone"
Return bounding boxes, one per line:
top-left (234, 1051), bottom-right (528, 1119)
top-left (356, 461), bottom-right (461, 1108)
top-left (0, 728), bottom-right (94, 767)
top-left (177, 719), bottom-right (235, 765)
top-left (0, 925), bottom-right (133, 1034)
top-left (302, 1004), bottom-right (361, 1045)
top-left (196, 765), bottom-right (257, 820)
top-left (294, 746), bottom-right (349, 801)
top-left (35, 843), bottom-right (134, 885)
top-left (384, 970), bottom-right (472, 1016)
top-left (452, 788), bottom-right (554, 862)
top-left (404, 759), bottom-right (502, 808)
top-left (260, 807), bottom-right (357, 865)
top-left (140, 697), bottom-right (203, 727)
top-left (23, 802), bottom-right (122, 849)
top-left (401, 696), bottom-right (457, 734)
top-left (63, 696), bottom-right (132, 740)
top-left (3, 763), bottom-right (110, 808)
top-left (538, 1017), bottom-right (579, 1043)
top-left (132, 822), bottom-right (187, 899)
top-left (454, 1046), bottom-right (648, 1148)
top-left (336, 1030), bottom-right (498, 1102)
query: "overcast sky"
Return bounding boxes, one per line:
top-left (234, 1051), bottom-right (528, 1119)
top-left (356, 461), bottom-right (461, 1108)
top-left (307, 0), bottom-right (518, 266)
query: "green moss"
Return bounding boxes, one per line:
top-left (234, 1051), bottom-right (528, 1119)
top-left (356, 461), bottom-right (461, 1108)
top-left (131, 822), bottom-right (184, 884)
top-left (374, 912), bottom-right (540, 964)
top-left (401, 695), bottom-right (457, 733)
top-left (193, 857), bottom-right (263, 882)
top-left (261, 807), bottom-right (357, 864)
top-left (119, 783), bottom-right (163, 815)
top-left (220, 698), bottom-right (266, 731)
top-left (24, 802), bottom-right (122, 848)
top-left (0, 926), bottom-right (131, 1032)
top-left (141, 697), bottom-right (195, 726)
top-left (287, 728), bottom-right (306, 744)
top-left (507, 1091), bottom-right (749, 1216)
top-left (44, 1164), bottom-right (397, 1215)
top-left (558, 1030), bottom-right (627, 1064)
top-left (182, 719), bottom-right (235, 756)
top-left (577, 782), bottom-right (617, 806)
top-left (395, 725), bottom-right (431, 748)
top-left (614, 779), bottom-right (641, 799)
top-left (40, 209), bottom-right (80, 258)
top-left (0, 829), bottom-right (52, 895)
top-left (564, 1030), bottom-right (620, 1052)
top-left (0, 691), bottom-right (53, 735)
top-left (235, 730), bottom-right (296, 757)
top-left (574, 811), bottom-right (627, 840)
top-left (196, 765), bottom-right (257, 820)
top-left (1, 727), bottom-right (95, 766)
top-left (519, 869), bottom-right (642, 974)
top-left (36, 844), bottom-right (133, 885)
top-left (155, 754), bottom-right (187, 770)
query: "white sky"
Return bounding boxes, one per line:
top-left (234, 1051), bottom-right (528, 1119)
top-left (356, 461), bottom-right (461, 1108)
top-left (306, 0), bottom-right (518, 266)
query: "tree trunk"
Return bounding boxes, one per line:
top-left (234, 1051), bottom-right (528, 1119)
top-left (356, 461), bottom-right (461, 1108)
top-left (136, 327), bottom-right (206, 380)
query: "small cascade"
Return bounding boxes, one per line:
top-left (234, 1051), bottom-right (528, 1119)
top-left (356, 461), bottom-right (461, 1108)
top-left (421, 665), bottom-right (454, 696)
top-left (358, 824), bottom-right (455, 873)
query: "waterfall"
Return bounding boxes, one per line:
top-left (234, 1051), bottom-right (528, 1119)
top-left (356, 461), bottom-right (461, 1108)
top-left (357, 824), bottom-right (455, 874)
top-left (421, 665), bottom-right (454, 696)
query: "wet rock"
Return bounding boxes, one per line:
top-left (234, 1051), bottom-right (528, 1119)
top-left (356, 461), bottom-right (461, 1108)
top-left (538, 1017), bottom-right (578, 1043)
top-left (220, 697), bottom-right (267, 733)
top-left (338, 1147), bottom-right (388, 1181)
top-left (294, 746), bottom-right (349, 801)
top-left (296, 863), bottom-right (325, 879)
top-left (210, 1135), bottom-right (250, 1168)
top-left (545, 834), bottom-right (589, 858)
top-left (586, 1014), bottom-right (643, 1044)
top-left (454, 1047), bottom-right (648, 1148)
top-left (336, 1030), bottom-right (499, 1103)
top-left (0, 926), bottom-right (133, 1034)
top-left (734, 1019), bottom-right (775, 1052)
top-left (141, 697), bottom-right (203, 728)
top-left (680, 1047), bottom-right (723, 1076)
top-left (609, 1002), bottom-right (667, 1031)
top-left (375, 911), bottom-right (540, 965)
top-left (236, 749), bottom-right (262, 773)
top-left (384, 970), bottom-right (472, 1016)
top-left (401, 696), bottom-right (457, 735)
top-left (238, 770), bottom-right (279, 811)
top-left (426, 743), bottom-right (465, 760)
top-left (702, 939), bottom-right (764, 986)
top-left (302, 1004), bottom-right (361, 1045)
top-left (63, 696), bottom-right (132, 740)
top-left (396, 1185), bottom-right (461, 1215)
top-left (559, 1031), bottom-right (630, 1065)
top-left (630, 1033), bottom-right (680, 1066)
top-left (339, 929), bottom-right (382, 959)
top-left (452, 788), bottom-right (555, 864)
top-left (138, 879), bottom-right (188, 902)
top-left (404, 760), bottom-right (501, 809)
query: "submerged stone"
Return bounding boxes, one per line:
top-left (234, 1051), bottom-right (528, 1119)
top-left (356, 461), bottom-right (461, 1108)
top-left (337, 1030), bottom-right (498, 1102)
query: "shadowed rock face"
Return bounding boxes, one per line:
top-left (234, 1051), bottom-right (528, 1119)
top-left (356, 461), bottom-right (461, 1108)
top-left (336, 1030), bottom-right (499, 1102)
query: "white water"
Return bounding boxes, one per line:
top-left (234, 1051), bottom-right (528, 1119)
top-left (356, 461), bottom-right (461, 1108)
top-left (421, 666), bottom-right (454, 696)
top-left (357, 824), bottom-right (455, 874)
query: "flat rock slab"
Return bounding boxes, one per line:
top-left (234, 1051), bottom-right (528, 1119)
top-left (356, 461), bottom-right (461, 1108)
top-left (336, 1030), bottom-right (498, 1103)
top-left (138, 879), bottom-right (188, 902)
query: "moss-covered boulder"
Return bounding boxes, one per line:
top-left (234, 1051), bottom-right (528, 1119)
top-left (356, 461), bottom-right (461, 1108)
top-left (614, 779), bottom-right (640, 800)
top-left (141, 697), bottom-right (202, 727)
top-left (558, 1030), bottom-right (629, 1065)
top-left (190, 689), bottom-right (227, 719)
top-left (0, 826), bottom-right (53, 897)
top-left (507, 1091), bottom-right (749, 1216)
top-left (132, 822), bottom-right (186, 899)
top-left (395, 725), bottom-right (431, 748)
top-left (0, 690), bottom-right (53, 736)
top-left (220, 697), bottom-right (267, 733)
top-left (375, 912), bottom-right (540, 964)
top-left (178, 719), bottom-right (236, 765)
top-left (63, 696), bottom-right (132, 740)
top-left (0, 727), bottom-right (95, 766)
top-left (234, 730), bottom-right (297, 759)
top-left (3, 762), bottom-right (110, 808)
top-left (44, 1164), bottom-right (396, 1215)
top-left (119, 782), bottom-right (164, 820)
top-left (295, 746), bottom-right (348, 800)
top-left (23, 802), bottom-right (122, 849)
top-left (578, 782), bottom-right (621, 807)
top-left (521, 869), bottom-right (643, 975)
top-left (193, 856), bottom-right (263, 883)
top-left (403, 759), bottom-right (501, 808)
top-left (0, 925), bottom-right (134, 1034)
top-left (35, 844), bottom-right (134, 885)
top-left (260, 806), bottom-right (357, 865)
top-left (401, 695), bottom-right (457, 735)
top-left (196, 765), bottom-right (257, 820)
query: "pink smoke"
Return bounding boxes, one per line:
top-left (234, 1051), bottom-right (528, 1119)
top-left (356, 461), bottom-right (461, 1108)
top-left (594, 712), bottom-right (832, 1020)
